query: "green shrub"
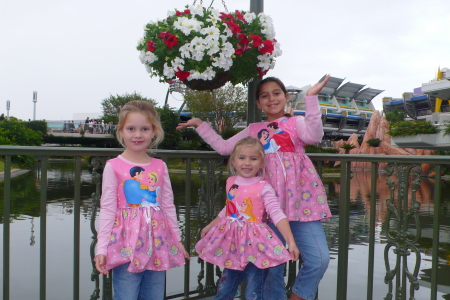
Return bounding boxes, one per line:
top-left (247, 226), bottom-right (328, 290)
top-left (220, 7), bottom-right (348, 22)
top-left (25, 120), bottom-right (48, 136)
top-left (305, 145), bottom-right (339, 154)
top-left (387, 120), bottom-right (440, 137)
top-left (366, 138), bottom-right (381, 147)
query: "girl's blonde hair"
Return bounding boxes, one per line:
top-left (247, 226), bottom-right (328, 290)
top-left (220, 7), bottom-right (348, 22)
top-left (116, 100), bottom-right (164, 148)
top-left (228, 137), bottom-right (265, 177)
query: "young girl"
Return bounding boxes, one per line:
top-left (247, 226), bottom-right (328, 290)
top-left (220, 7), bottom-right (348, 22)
top-left (177, 76), bottom-right (332, 300)
top-left (95, 100), bottom-right (189, 300)
top-left (196, 137), bottom-right (300, 300)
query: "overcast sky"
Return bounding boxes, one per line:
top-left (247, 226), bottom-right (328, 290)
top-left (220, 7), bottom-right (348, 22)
top-left (1, 0), bottom-right (449, 121)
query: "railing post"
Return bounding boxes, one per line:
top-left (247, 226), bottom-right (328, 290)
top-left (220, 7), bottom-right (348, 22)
top-left (2, 155), bottom-right (11, 300)
top-left (336, 160), bottom-right (351, 300)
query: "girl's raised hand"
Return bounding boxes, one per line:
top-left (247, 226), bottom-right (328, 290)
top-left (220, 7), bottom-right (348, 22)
top-left (176, 118), bottom-right (203, 130)
top-left (306, 74), bottom-right (331, 96)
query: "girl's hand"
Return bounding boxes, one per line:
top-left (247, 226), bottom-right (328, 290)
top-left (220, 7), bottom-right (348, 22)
top-left (179, 243), bottom-right (191, 260)
top-left (200, 225), bottom-right (212, 238)
top-left (306, 74), bottom-right (331, 96)
top-left (95, 254), bottom-right (109, 275)
top-left (287, 242), bottom-right (300, 261)
top-left (176, 118), bottom-right (203, 130)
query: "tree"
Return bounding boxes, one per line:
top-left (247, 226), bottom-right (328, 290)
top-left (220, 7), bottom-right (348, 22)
top-left (183, 83), bottom-right (247, 132)
top-left (157, 106), bottom-right (181, 150)
top-left (100, 92), bottom-right (157, 124)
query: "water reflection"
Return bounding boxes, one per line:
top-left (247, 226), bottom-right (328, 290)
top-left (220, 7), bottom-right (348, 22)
top-left (0, 162), bottom-right (449, 299)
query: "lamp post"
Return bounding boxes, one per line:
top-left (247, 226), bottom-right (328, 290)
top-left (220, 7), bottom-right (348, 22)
top-left (286, 85), bottom-right (302, 111)
top-left (33, 91), bottom-right (37, 120)
top-left (6, 100), bottom-right (10, 120)
top-left (247, 0), bottom-right (264, 124)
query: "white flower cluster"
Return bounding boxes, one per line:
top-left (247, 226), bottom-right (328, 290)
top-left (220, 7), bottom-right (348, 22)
top-left (138, 5), bottom-right (281, 82)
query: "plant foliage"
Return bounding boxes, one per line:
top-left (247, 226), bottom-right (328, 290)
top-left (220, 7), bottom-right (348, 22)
top-left (387, 120), bottom-right (440, 137)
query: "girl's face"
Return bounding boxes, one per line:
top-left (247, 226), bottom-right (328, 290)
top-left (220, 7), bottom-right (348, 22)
top-left (257, 81), bottom-right (289, 121)
top-left (261, 130), bottom-right (269, 139)
top-left (232, 146), bottom-right (264, 178)
top-left (120, 112), bottom-right (154, 153)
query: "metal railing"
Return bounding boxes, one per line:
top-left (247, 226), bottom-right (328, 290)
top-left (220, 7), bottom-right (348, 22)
top-left (1, 146), bottom-right (448, 300)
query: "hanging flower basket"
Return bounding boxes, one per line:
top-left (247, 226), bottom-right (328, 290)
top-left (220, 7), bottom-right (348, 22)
top-left (137, 5), bottom-right (281, 91)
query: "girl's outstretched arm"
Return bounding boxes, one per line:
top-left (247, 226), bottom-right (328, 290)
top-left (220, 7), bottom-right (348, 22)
top-left (176, 118), bottom-right (203, 130)
top-left (306, 74), bottom-right (330, 96)
top-left (275, 218), bottom-right (300, 261)
top-left (200, 216), bottom-right (221, 238)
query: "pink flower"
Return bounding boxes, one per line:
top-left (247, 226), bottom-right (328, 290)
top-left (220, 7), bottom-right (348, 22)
top-left (234, 10), bottom-right (246, 22)
top-left (235, 43), bottom-right (251, 56)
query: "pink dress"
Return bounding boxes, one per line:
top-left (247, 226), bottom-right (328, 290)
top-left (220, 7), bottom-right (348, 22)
top-left (98, 156), bottom-right (186, 272)
top-left (196, 95), bottom-right (332, 222)
top-left (195, 176), bottom-right (292, 271)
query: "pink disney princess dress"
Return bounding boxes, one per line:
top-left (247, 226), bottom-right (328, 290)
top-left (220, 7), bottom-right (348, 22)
top-left (195, 176), bottom-right (291, 271)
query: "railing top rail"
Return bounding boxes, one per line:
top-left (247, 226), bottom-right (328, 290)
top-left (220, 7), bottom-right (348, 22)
top-left (1, 145), bottom-right (450, 164)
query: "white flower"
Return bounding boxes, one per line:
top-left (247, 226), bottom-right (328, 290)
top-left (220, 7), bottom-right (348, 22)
top-left (273, 42), bottom-right (282, 57)
top-left (212, 53), bottom-right (232, 71)
top-left (191, 49), bottom-right (205, 61)
top-left (200, 26), bottom-right (220, 41)
top-left (139, 51), bottom-right (146, 63)
top-left (202, 67), bottom-right (216, 80)
top-left (163, 63), bottom-right (175, 78)
top-left (137, 38), bottom-right (145, 47)
top-left (171, 57), bottom-right (185, 70)
top-left (145, 64), bottom-right (152, 74)
top-left (188, 5), bottom-right (203, 16)
top-left (188, 71), bottom-right (202, 80)
top-left (207, 42), bottom-right (220, 56)
top-left (144, 52), bottom-right (157, 64)
top-left (206, 10), bottom-right (220, 24)
top-left (175, 17), bottom-right (204, 35)
top-left (191, 36), bottom-right (206, 50)
top-left (221, 42), bottom-right (235, 58)
top-left (257, 54), bottom-right (271, 70)
top-left (244, 12), bottom-right (256, 23)
top-left (261, 23), bottom-right (275, 40)
top-left (179, 44), bottom-right (192, 58)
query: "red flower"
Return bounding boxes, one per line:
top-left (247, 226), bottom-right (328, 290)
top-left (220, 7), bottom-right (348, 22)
top-left (164, 34), bottom-right (178, 49)
top-left (259, 40), bottom-right (274, 54)
top-left (175, 9), bottom-right (190, 16)
top-left (250, 34), bottom-right (263, 47)
top-left (219, 12), bottom-right (233, 20)
top-left (239, 33), bottom-right (250, 45)
top-left (234, 10), bottom-right (246, 22)
top-left (224, 21), bottom-right (241, 33)
top-left (257, 68), bottom-right (269, 78)
top-left (147, 40), bottom-right (155, 52)
top-left (235, 43), bottom-right (251, 56)
top-left (175, 69), bottom-right (190, 81)
top-left (159, 31), bottom-right (178, 49)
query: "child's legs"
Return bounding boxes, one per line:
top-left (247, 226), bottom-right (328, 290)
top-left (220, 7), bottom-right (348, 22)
top-left (112, 263), bottom-right (166, 300)
top-left (289, 221), bottom-right (330, 300)
top-left (243, 263), bottom-right (267, 299)
top-left (138, 269), bottom-right (166, 300)
top-left (264, 222), bottom-right (287, 300)
top-left (215, 268), bottom-right (244, 300)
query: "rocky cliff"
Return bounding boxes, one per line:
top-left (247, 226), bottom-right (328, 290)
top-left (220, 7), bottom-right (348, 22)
top-left (333, 110), bottom-right (435, 175)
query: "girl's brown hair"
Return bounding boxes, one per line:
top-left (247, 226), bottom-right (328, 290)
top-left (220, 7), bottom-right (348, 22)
top-left (115, 100), bottom-right (164, 148)
top-left (255, 77), bottom-right (288, 100)
top-left (228, 137), bottom-right (265, 177)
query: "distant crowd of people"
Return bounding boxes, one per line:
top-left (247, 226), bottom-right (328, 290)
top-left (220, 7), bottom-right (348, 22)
top-left (61, 118), bottom-right (115, 134)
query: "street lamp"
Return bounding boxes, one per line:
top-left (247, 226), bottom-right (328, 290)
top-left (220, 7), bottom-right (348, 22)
top-left (33, 91), bottom-right (37, 120)
top-left (6, 100), bottom-right (10, 120)
top-left (286, 85), bottom-right (302, 111)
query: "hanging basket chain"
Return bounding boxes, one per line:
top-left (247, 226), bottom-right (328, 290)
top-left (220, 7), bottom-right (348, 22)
top-left (193, 0), bottom-right (228, 12)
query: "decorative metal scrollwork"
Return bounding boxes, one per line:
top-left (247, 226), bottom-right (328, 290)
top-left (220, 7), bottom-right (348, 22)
top-left (89, 156), bottom-right (113, 300)
top-left (196, 157), bottom-right (225, 295)
top-left (384, 163), bottom-right (421, 300)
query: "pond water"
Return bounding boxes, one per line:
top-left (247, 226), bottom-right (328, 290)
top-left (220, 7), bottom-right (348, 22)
top-left (0, 160), bottom-right (449, 299)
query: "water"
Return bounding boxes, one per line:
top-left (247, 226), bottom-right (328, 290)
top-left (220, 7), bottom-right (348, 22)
top-left (0, 160), bottom-right (449, 299)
